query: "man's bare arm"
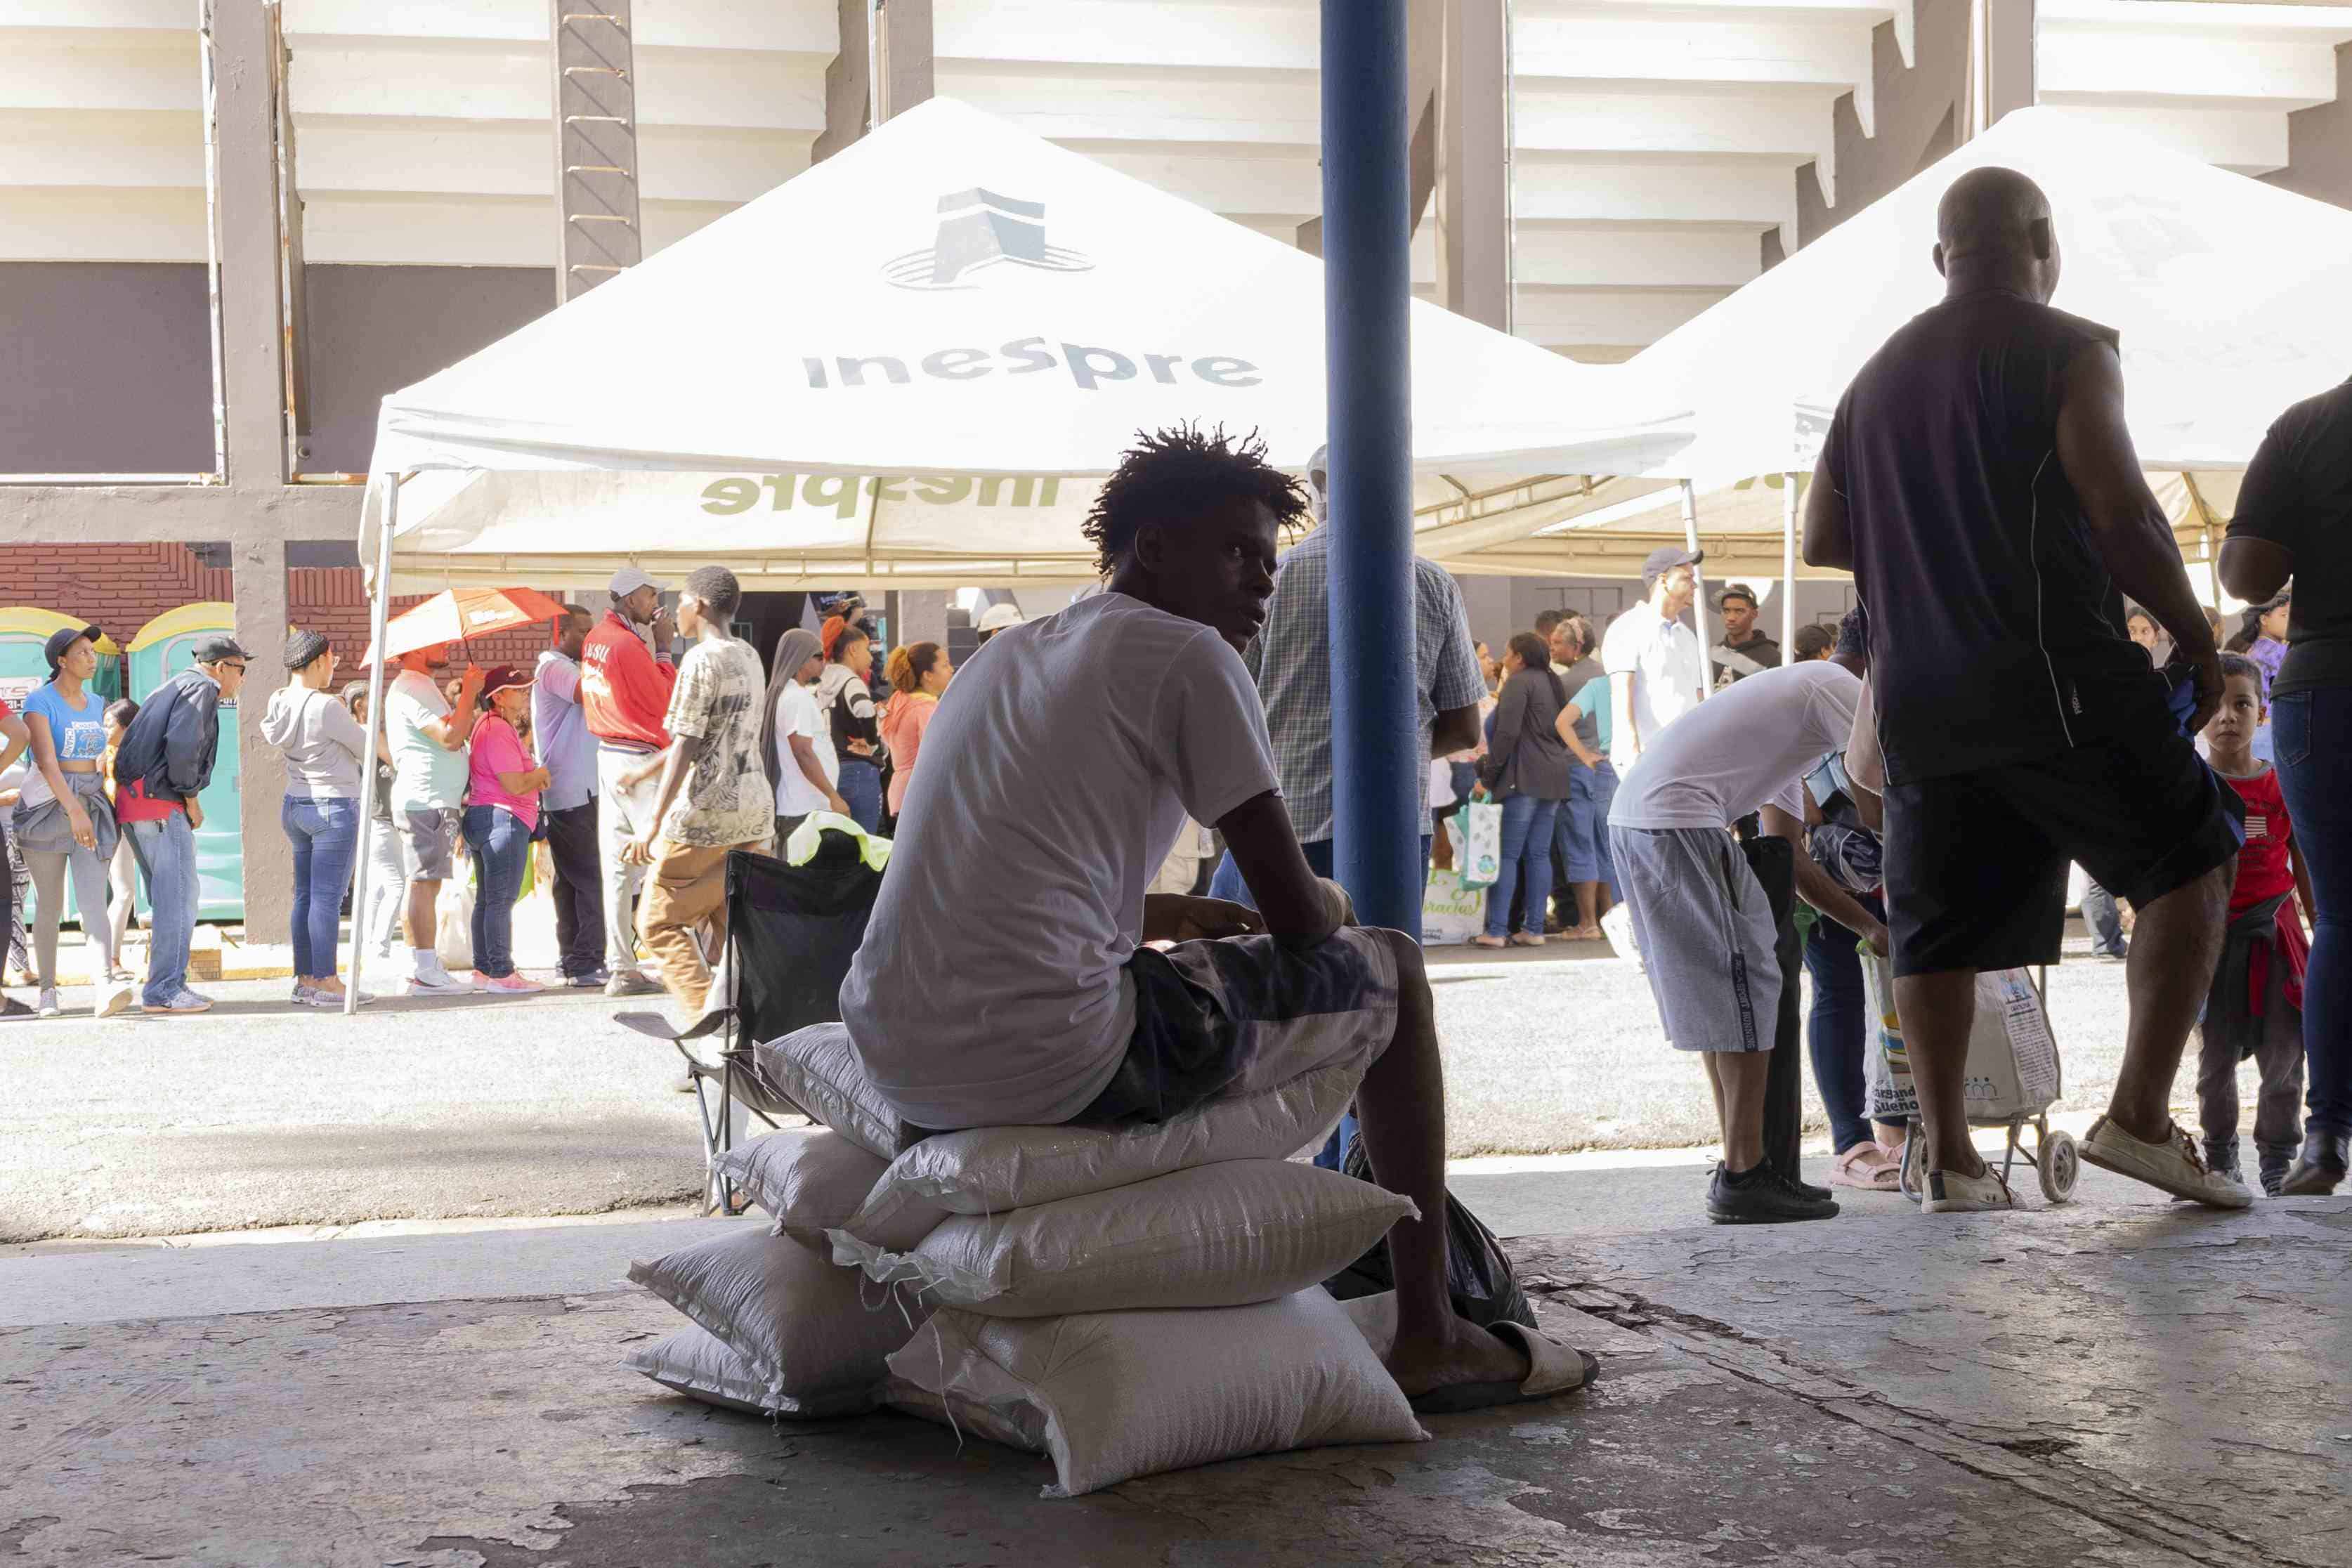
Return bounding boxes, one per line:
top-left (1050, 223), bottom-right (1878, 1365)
top-left (1430, 702), bottom-right (1480, 759)
top-left (2218, 535), bottom-right (2292, 604)
top-left (1843, 674), bottom-right (1885, 832)
top-left (1801, 451), bottom-right (1853, 570)
top-left (2055, 341), bottom-right (2221, 731)
top-left (1217, 789), bottom-right (1349, 948)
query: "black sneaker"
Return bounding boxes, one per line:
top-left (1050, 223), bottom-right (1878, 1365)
top-left (566, 968), bottom-right (612, 990)
top-left (2256, 1142), bottom-right (2294, 1198)
top-left (1707, 1163), bottom-right (1839, 1224)
top-left (2281, 1129), bottom-right (2350, 1196)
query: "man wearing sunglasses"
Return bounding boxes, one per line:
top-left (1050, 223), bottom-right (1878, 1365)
top-left (112, 634), bottom-right (249, 1014)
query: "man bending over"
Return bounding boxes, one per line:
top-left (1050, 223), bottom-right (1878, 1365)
top-left (839, 426), bottom-right (1591, 1411)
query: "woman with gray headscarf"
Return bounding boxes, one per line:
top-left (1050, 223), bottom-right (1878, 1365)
top-left (760, 626), bottom-right (849, 842)
top-left (261, 629), bottom-right (371, 1006)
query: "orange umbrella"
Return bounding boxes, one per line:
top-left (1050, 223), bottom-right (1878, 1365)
top-left (361, 586), bottom-right (567, 667)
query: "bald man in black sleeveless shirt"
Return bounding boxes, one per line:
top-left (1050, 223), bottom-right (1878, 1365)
top-left (1804, 167), bottom-right (2249, 1214)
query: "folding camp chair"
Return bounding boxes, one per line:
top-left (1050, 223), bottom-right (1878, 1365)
top-left (613, 824), bottom-right (886, 1214)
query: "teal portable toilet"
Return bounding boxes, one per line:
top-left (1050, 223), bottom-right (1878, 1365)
top-left (128, 603), bottom-right (242, 921)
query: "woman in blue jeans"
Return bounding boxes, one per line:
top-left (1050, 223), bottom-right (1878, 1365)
top-left (1474, 632), bottom-right (1575, 948)
top-left (2222, 379), bottom-right (2352, 1194)
top-left (260, 632), bottom-right (371, 1007)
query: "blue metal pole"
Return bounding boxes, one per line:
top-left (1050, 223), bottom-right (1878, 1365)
top-left (1322, 0), bottom-right (1420, 932)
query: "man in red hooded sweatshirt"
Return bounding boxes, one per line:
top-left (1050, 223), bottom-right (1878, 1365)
top-left (581, 566), bottom-right (676, 997)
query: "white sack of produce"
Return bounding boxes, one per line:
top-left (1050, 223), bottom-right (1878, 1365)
top-left (717, 1127), bottom-right (890, 1245)
top-left (838, 1061), bottom-right (1359, 1251)
top-left (830, 1160), bottom-right (1412, 1318)
top-left (755, 1022), bottom-right (901, 1158)
top-left (624, 1324), bottom-right (793, 1418)
top-left (628, 1227), bottom-right (927, 1417)
top-left (886, 1291), bottom-right (1427, 1497)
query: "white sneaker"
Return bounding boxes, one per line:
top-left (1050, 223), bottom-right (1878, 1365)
top-left (34, 988), bottom-right (60, 1019)
top-left (405, 959), bottom-right (473, 996)
top-left (2082, 1116), bottom-right (2254, 1209)
top-left (1921, 1164), bottom-right (2018, 1213)
top-left (95, 979), bottom-right (133, 1018)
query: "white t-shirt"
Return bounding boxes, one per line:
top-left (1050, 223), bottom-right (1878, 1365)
top-left (839, 592), bottom-right (1282, 1130)
top-left (771, 680), bottom-right (837, 816)
top-left (1600, 600), bottom-right (1704, 770)
top-left (1610, 661), bottom-right (1861, 831)
top-left (384, 669), bottom-right (467, 812)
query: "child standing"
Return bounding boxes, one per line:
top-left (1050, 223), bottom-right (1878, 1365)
top-left (2197, 653), bottom-right (2316, 1194)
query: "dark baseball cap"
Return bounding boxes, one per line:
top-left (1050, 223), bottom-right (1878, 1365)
top-left (1641, 545), bottom-right (1703, 587)
top-left (41, 625), bottom-right (102, 672)
top-left (189, 634), bottom-right (251, 664)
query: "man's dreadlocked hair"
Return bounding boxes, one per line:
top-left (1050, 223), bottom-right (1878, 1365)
top-left (1083, 424), bottom-right (1312, 575)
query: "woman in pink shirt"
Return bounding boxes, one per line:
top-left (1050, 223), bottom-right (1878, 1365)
top-left (462, 666), bottom-right (550, 993)
top-left (879, 641), bottom-right (953, 823)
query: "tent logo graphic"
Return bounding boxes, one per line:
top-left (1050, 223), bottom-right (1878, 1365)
top-left (882, 189), bottom-right (1093, 289)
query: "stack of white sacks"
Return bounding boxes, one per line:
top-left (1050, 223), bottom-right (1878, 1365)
top-left (625, 1022), bottom-right (1432, 1497)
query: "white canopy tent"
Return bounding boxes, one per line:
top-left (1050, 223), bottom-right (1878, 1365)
top-left (1454, 107), bottom-right (2352, 648)
top-left (359, 96), bottom-right (1689, 594)
top-left (344, 96), bottom-right (1694, 1007)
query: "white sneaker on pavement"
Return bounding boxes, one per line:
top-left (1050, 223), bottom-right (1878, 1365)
top-left (2082, 1116), bottom-right (2254, 1209)
top-left (152, 989), bottom-right (212, 1014)
top-left (35, 988), bottom-right (61, 1018)
top-left (406, 957), bottom-right (473, 995)
top-left (1921, 1164), bottom-right (2018, 1213)
top-left (96, 979), bottom-right (133, 1018)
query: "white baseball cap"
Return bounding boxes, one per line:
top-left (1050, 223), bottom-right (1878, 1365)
top-left (609, 566), bottom-right (666, 598)
top-left (976, 603), bottom-right (1025, 633)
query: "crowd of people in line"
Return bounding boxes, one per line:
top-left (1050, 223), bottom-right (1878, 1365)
top-left (0, 568), bottom-right (974, 1029)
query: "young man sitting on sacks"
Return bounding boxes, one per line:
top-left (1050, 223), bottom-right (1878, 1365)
top-left (834, 425), bottom-right (1594, 1413)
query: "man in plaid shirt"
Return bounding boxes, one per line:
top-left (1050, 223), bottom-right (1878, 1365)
top-left (1210, 445), bottom-right (1487, 902)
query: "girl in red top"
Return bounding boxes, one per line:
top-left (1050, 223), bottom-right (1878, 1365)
top-left (2197, 654), bottom-right (2318, 1194)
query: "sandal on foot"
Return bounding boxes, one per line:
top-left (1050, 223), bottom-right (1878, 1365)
top-left (1830, 1143), bottom-right (1902, 1191)
top-left (1408, 1321), bottom-right (1600, 1415)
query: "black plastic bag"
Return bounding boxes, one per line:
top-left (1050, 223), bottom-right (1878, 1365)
top-left (1321, 1137), bottom-right (1535, 1329)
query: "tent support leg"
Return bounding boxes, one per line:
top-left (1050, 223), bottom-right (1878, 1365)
top-left (346, 471), bottom-right (399, 1014)
top-left (1682, 478), bottom-right (1715, 696)
top-left (1782, 471), bottom-right (1799, 658)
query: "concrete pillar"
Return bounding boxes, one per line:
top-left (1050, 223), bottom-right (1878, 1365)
top-left (1436, 0), bottom-right (1510, 331)
top-left (897, 590), bottom-right (950, 651)
top-left (1980, 0), bottom-right (2035, 129)
top-left (815, 0), bottom-right (934, 162)
top-left (206, 0), bottom-right (296, 940)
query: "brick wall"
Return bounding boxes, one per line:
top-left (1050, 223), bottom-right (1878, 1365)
top-left (5, 544), bottom-right (560, 674)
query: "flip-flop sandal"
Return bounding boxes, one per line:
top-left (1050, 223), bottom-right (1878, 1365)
top-left (1408, 1321), bottom-right (1600, 1415)
top-left (1830, 1144), bottom-right (1902, 1191)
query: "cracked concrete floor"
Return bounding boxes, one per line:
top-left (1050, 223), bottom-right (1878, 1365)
top-left (3, 1196), bottom-right (2346, 1567)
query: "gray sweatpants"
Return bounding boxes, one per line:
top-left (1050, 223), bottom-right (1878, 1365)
top-left (1609, 823), bottom-right (1782, 1054)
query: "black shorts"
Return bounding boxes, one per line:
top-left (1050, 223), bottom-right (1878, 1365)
top-left (1885, 729), bottom-right (2243, 977)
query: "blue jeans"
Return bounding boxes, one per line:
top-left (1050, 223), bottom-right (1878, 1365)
top-left (1484, 793), bottom-right (1560, 939)
top-left (2081, 878), bottom-right (2127, 957)
top-left (838, 759), bottom-right (884, 832)
top-left (1803, 891), bottom-right (1885, 1154)
top-left (282, 796), bottom-right (360, 981)
top-left (2274, 689), bottom-right (2351, 1135)
top-left (1557, 762), bottom-right (1620, 897)
top-left (129, 811), bottom-right (200, 1005)
top-left (462, 805), bottom-right (531, 979)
